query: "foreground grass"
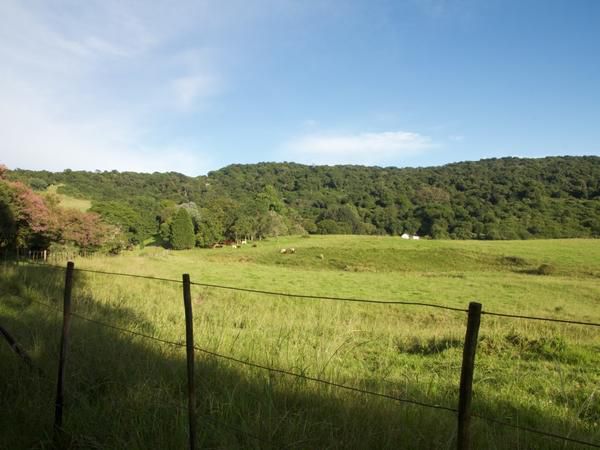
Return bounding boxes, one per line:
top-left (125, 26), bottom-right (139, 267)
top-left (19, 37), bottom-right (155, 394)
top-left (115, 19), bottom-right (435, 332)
top-left (1, 236), bottom-right (599, 449)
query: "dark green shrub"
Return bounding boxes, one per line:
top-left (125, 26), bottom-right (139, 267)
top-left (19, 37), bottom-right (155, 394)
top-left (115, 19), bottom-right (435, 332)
top-left (170, 208), bottom-right (195, 250)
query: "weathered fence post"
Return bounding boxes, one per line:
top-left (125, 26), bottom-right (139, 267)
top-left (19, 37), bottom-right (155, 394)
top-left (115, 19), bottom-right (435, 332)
top-left (54, 261), bottom-right (75, 441)
top-left (457, 301), bottom-right (482, 450)
top-left (0, 324), bottom-right (43, 374)
top-left (182, 274), bottom-right (197, 450)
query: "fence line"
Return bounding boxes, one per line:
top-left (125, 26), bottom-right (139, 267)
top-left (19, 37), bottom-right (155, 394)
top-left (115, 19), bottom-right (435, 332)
top-left (17, 261), bottom-right (467, 312)
top-left (14, 260), bottom-right (600, 328)
top-left (15, 261), bottom-right (184, 284)
top-left (189, 280), bottom-right (470, 312)
top-left (54, 261), bottom-right (74, 435)
top-left (21, 296), bottom-right (458, 413)
top-left (0, 324), bottom-right (42, 374)
top-left (481, 310), bottom-right (600, 327)
top-left (193, 345), bottom-right (458, 413)
top-left (10, 295), bottom-right (186, 348)
top-left (3, 262), bottom-right (600, 449)
top-left (472, 414), bottom-right (600, 448)
top-left (6, 292), bottom-right (599, 449)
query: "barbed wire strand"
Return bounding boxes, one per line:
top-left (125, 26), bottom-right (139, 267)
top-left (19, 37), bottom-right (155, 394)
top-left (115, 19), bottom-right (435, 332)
top-left (81, 316), bottom-right (458, 412)
top-left (72, 312), bottom-right (186, 348)
top-left (8, 295), bottom-right (61, 312)
top-left (8, 295), bottom-right (599, 447)
top-left (472, 414), bottom-right (600, 448)
top-left (10, 296), bottom-right (186, 348)
top-left (19, 261), bottom-right (467, 312)
top-left (0, 296), bottom-right (114, 408)
top-left (481, 311), bottom-right (600, 327)
top-left (190, 281), bottom-right (468, 312)
top-left (75, 267), bottom-right (182, 284)
top-left (12, 296), bottom-right (458, 413)
top-left (13, 261), bottom-right (600, 327)
top-left (0, 306), bottom-right (280, 447)
top-left (194, 346), bottom-right (458, 413)
top-left (18, 261), bottom-right (183, 284)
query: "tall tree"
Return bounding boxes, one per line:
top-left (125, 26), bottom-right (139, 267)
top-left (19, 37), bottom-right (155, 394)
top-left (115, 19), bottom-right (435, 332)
top-left (170, 208), bottom-right (195, 250)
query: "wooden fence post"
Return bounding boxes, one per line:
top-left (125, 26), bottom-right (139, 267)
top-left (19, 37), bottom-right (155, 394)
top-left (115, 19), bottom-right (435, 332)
top-left (457, 301), bottom-right (482, 450)
top-left (54, 261), bottom-right (75, 440)
top-left (0, 324), bottom-right (43, 375)
top-left (182, 274), bottom-right (197, 450)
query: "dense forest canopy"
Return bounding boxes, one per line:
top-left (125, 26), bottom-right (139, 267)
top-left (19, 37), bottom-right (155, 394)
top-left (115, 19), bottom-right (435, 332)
top-left (2, 156), bottom-right (600, 252)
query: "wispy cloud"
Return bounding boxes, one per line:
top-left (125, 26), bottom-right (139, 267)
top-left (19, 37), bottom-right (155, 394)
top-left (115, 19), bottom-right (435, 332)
top-left (0, 0), bottom-right (225, 175)
top-left (284, 130), bottom-right (435, 165)
top-left (0, 76), bottom-right (215, 174)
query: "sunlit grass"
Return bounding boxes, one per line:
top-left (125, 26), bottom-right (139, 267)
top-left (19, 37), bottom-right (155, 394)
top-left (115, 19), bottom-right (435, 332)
top-left (45, 184), bottom-right (92, 212)
top-left (1, 236), bottom-right (599, 449)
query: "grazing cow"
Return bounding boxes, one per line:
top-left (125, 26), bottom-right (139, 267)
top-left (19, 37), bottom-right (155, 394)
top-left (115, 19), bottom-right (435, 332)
top-left (289, 248), bottom-right (296, 254)
top-left (280, 248), bottom-right (287, 254)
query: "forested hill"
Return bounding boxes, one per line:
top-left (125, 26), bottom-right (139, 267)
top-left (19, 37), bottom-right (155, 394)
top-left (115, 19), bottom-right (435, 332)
top-left (7, 156), bottom-right (600, 245)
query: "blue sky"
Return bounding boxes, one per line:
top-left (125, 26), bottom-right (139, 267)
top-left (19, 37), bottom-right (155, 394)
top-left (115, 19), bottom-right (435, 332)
top-left (1, 0), bottom-right (599, 175)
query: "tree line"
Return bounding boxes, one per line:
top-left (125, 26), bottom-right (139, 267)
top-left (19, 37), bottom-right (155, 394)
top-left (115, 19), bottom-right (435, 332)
top-left (0, 165), bottom-right (125, 255)
top-left (2, 156), bottom-right (599, 253)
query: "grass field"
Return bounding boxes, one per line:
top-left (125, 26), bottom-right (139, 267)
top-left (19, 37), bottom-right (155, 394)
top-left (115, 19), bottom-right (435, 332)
top-left (45, 184), bottom-right (92, 211)
top-left (1, 236), bottom-right (599, 449)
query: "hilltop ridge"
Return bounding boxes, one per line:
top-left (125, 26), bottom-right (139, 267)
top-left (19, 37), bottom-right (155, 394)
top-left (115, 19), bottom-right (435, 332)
top-left (5, 156), bottom-right (600, 243)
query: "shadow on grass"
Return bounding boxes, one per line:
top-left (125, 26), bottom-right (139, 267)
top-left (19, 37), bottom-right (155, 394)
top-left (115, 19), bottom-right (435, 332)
top-left (399, 337), bottom-right (464, 356)
top-left (0, 264), bottom-right (598, 450)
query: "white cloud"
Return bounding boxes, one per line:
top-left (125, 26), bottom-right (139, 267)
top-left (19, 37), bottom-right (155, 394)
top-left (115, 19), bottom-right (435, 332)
top-left (284, 130), bottom-right (435, 165)
top-left (0, 0), bottom-right (223, 175)
top-left (0, 77), bottom-right (214, 175)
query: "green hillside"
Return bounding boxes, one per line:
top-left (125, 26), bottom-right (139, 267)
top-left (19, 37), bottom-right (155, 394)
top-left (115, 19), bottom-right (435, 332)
top-left (45, 184), bottom-right (91, 212)
top-left (7, 156), bottom-right (600, 247)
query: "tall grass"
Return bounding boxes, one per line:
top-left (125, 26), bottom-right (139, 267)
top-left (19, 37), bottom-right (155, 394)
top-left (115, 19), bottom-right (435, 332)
top-left (1, 236), bottom-right (599, 449)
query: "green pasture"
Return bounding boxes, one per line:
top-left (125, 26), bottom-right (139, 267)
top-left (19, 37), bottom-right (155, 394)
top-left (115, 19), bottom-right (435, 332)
top-left (45, 184), bottom-right (92, 212)
top-left (1, 236), bottom-right (599, 449)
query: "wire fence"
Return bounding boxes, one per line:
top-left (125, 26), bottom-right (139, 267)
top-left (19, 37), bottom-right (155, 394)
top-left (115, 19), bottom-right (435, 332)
top-left (1, 260), bottom-right (599, 450)
top-left (12, 294), bottom-right (460, 414)
top-left (14, 259), bottom-right (600, 328)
